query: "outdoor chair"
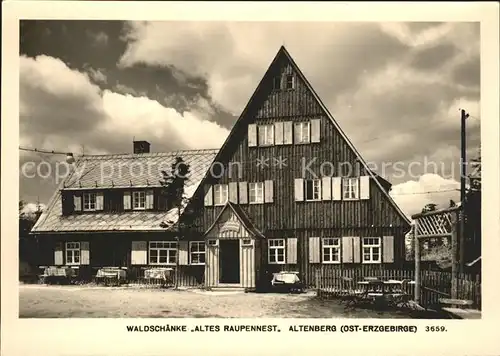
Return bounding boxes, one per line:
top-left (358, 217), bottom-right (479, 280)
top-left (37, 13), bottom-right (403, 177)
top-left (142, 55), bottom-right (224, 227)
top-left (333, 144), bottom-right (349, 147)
top-left (393, 279), bottom-right (413, 309)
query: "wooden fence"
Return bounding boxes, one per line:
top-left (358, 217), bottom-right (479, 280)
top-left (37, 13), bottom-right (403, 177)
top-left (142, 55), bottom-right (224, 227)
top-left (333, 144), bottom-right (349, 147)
top-left (316, 267), bottom-right (481, 310)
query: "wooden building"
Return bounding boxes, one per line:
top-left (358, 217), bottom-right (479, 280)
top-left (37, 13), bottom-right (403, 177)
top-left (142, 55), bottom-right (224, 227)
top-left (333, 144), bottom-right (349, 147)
top-left (32, 46), bottom-right (411, 289)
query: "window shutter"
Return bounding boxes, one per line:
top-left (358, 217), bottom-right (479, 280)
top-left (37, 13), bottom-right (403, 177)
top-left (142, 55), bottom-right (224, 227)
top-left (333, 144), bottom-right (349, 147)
top-left (54, 242), bottom-right (63, 265)
top-left (342, 236), bottom-right (353, 263)
top-left (294, 178), bottom-right (304, 201)
top-left (204, 185), bottom-right (213, 206)
top-left (238, 182), bottom-right (248, 204)
top-left (311, 119), bottom-right (321, 143)
top-left (146, 190), bottom-right (154, 209)
top-left (80, 241), bottom-right (90, 265)
top-left (179, 241), bottom-right (189, 265)
top-left (353, 236), bottom-right (361, 263)
top-left (95, 192), bottom-right (104, 211)
top-left (332, 177), bottom-right (342, 201)
top-left (283, 121), bottom-right (293, 145)
top-left (123, 191), bottom-right (132, 210)
top-left (248, 124), bottom-right (257, 147)
top-left (274, 122), bottom-right (284, 145)
top-left (287, 237), bottom-right (297, 264)
top-left (264, 180), bottom-right (274, 203)
top-left (228, 182), bottom-right (238, 203)
top-left (73, 195), bottom-right (82, 212)
top-left (383, 235), bottom-right (395, 263)
top-left (321, 177), bottom-right (332, 200)
top-left (360, 176), bottom-right (370, 200)
top-left (131, 241), bottom-right (147, 265)
top-left (308, 236), bottom-right (320, 263)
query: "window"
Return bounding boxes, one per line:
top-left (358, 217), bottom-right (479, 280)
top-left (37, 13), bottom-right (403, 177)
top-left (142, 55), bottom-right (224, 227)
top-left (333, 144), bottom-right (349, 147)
top-left (213, 184), bottom-right (228, 205)
top-left (268, 239), bottom-right (285, 264)
top-left (285, 75), bottom-right (294, 89)
top-left (322, 238), bottom-right (340, 263)
top-left (149, 241), bottom-right (177, 265)
top-left (294, 122), bottom-right (310, 144)
top-left (66, 242), bottom-right (80, 265)
top-left (133, 191), bottom-right (146, 210)
top-left (273, 76), bottom-right (281, 90)
top-left (258, 125), bottom-right (274, 146)
top-left (305, 179), bottom-right (321, 201)
top-left (190, 241), bottom-right (206, 265)
top-left (362, 237), bottom-right (381, 263)
top-left (207, 239), bottom-right (218, 246)
top-left (249, 182), bottom-right (264, 204)
top-left (242, 239), bottom-right (252, 246)
top-left (83, 193), bottom-right (96, 211)
top-left (343, 178), bottom-right (359, 200)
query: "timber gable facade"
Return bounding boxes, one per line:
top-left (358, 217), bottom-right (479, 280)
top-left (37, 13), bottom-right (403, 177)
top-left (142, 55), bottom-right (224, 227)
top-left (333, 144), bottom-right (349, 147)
top-left (31, 46), bottom-right (411, 290)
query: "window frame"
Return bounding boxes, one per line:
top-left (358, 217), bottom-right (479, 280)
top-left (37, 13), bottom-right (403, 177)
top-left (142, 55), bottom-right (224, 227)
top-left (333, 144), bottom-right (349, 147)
top-left (213, 184), bottom-right (229, 206)
top-left (258, 124), bottom-right (275, 146)
top-left (132, 190), bottom-right (146, 210)
top-left (285, 74), bottom-right (295, 90)
top-left (322, 238), bottom-right (341, 264)
top-left (82, 192), bottom-right (97, 212)
top-left (149, 241), bottom-right (177, 265)
top-left (248, 182), bottom-right (264, 204)
top-left (65, 242), bottom-right (81, 265)
top-left (189, 241), bottom-right (206, 265)
top-left (342, 178), bottom-right (360, 200)
top-left (362, 237), bottom-right (381, 264)
top-left (207, 239), bottom-right (218, 247)
top-left (294, 121), bottom-right (311, 144)
top-left (304, 179), bottom-right (321, 201)
top-left (268, 239), bottom-right (286, 264)
top-left (242, 238), bottom-right (253, 246)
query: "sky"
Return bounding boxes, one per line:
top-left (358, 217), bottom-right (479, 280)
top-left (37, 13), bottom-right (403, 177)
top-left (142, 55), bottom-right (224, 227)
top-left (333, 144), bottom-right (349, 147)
top-left (19, 21), bottom-right (481, 216)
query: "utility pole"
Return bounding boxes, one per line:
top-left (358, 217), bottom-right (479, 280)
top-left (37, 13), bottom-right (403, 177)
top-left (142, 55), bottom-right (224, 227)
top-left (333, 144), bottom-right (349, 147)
top-left (459, 108), bottom-right (469, 273)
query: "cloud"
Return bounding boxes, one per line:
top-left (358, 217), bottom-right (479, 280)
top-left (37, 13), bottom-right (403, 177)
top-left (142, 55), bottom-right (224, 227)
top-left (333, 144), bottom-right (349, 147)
top-left (118, 22), bottom-right (479, 168)
top-left (87, 30), bottom-right (109, 46)
top-left (20, 55), bottom-right (106, 138)
top-left (99, 91), bottom-right (229, 150)
top-left (21, 202), bottom-right (46, 214)
top-left (452, 54), bottom-right (480, 88)
top-left (20, 53), bottom-right (230, 203)
top-left (21, 54), bottom-right (229, 152)
top-left (114, 82), bottom-right (139, 96)
top-left (118, 22), bottom-right (412, 114)
top-left (87, 67), bottom-right (107, 84)
top-left (391, 173), bottom-right (460, 217)
top-left (410, 42), bottom-right (458, 71)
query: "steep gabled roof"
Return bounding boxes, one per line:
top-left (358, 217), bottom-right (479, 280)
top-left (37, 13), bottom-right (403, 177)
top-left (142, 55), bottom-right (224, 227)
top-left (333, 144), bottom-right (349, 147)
top-left (31, 149), bottom-right (218, 233)
top-left (191, 46), bottom-right (411, 226)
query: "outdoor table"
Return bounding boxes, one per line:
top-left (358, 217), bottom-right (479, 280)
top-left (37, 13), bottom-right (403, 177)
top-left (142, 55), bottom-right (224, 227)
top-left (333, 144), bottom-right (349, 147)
top-left (356, 280), bottom-right (413, 307)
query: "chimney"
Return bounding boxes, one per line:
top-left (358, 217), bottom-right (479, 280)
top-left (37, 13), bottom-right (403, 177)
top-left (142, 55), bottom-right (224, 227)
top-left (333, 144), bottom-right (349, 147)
top-left (133, 140), bottom-right (151, 154)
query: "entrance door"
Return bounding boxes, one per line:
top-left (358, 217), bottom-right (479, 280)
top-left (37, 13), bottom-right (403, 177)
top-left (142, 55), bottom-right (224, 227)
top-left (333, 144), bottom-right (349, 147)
top-left (219, 240), bottom-right (240, 284)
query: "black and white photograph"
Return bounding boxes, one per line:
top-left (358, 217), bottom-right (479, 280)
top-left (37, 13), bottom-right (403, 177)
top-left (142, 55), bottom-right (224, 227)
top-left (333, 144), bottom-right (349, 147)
top-left (2, 2), bottom-right (500, 356)
top-left (16, 18), bottom-right (484, 319)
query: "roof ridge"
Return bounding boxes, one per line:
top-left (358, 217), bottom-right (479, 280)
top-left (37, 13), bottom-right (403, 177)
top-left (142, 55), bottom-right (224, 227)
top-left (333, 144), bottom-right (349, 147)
top-left (78, 148), bottom-right (220, 159)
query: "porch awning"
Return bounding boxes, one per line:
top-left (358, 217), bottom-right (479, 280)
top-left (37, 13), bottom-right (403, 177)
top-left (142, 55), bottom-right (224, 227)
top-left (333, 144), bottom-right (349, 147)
top-left (204, 202), bottom-right (265, 239)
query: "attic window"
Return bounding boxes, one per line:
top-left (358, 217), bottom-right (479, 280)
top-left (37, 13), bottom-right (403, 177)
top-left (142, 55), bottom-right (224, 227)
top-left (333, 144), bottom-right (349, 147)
top-left (83, 193), bottom-right (96, 211)
top-left (285, 75), bottom-right (294, 89)
top-left (133, 191), bottom-right (146, 210)
top-left (273, 76), bottom-right (282, 90)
